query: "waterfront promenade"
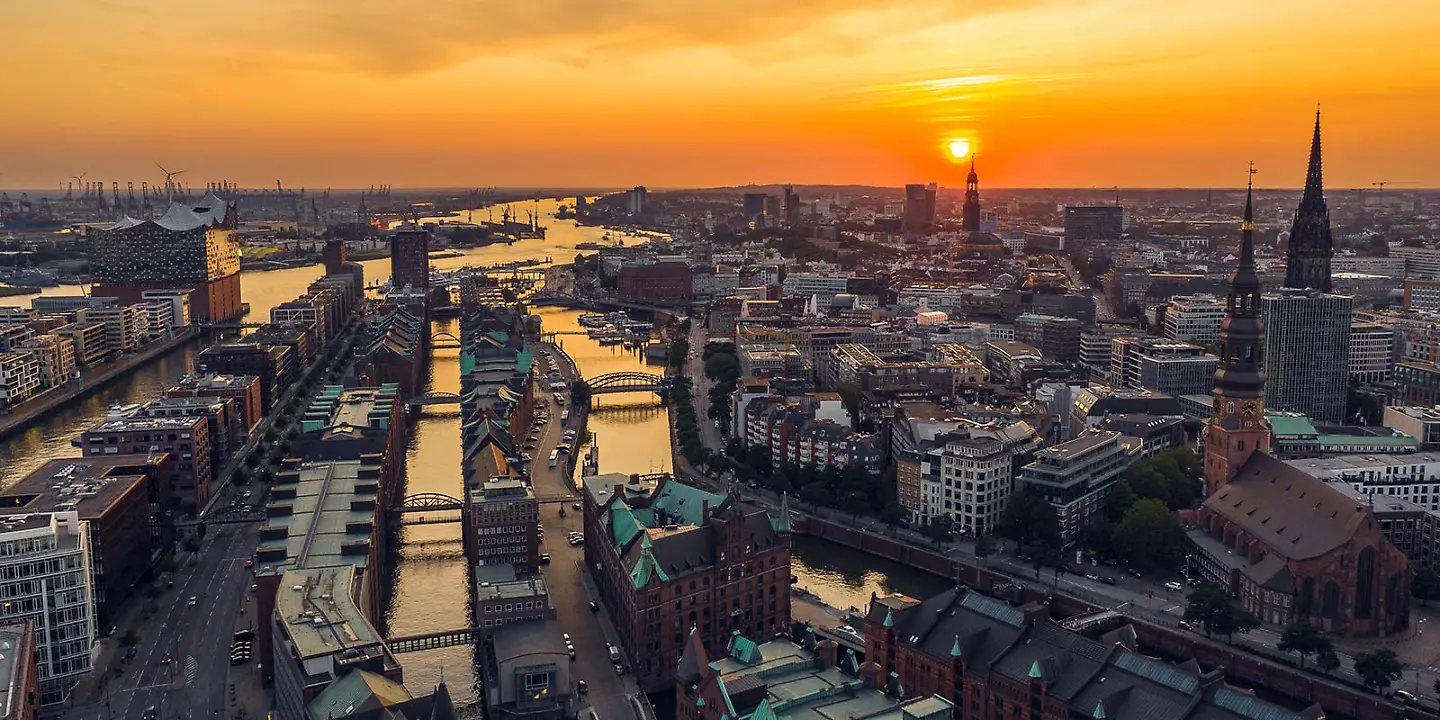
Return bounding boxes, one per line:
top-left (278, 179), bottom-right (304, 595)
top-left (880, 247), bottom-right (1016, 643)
top-left (0, 326), bottom-right (199, 443)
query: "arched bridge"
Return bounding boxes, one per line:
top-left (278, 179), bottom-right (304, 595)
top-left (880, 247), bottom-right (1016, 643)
top-left (408, 391), bottom-right (461, 407)
top-left (587, 372), bottom-right (668, 397)
top-left (431, 331), bottom-right (461, 350)
top-left (392, 493), bottom-right (464, 525)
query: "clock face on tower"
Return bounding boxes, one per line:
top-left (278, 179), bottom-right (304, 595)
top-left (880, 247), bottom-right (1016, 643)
top-left (1241, 401), bottom-right (1258, 417)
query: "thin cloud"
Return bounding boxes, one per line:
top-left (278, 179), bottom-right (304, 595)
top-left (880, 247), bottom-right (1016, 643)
top-left (265, 0), bottom-right (1056, 75)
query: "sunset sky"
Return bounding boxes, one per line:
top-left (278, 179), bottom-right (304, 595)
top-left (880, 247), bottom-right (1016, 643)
top-left (3, 0), bottom-right (1438, 190)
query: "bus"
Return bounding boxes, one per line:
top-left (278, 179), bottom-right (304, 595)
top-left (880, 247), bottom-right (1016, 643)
top-left (549, 450), bottom-right (560, 468)
top-left (561, 410), bottom-right (571, 426)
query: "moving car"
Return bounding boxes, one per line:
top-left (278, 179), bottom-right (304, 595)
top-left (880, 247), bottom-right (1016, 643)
top-left (1164, 581), bottom-right (1184, 592)
top-left (187, 596), bottom-right (198, 607)
top-left (589, 601), bottom-right (600, 612)
top-left (539, 554), bottom-right (552, 565)
top-left (578, 680), bottom-right (588, 694)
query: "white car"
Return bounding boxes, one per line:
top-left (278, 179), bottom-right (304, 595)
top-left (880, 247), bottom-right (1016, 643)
top-left (187, 596), bottom-right (198, 607)
top-left (1164, 581), bottom-right (1184, 592)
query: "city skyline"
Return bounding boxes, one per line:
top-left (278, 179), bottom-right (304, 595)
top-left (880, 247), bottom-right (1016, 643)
top-left (4, 0), bottom-right (1439, 189)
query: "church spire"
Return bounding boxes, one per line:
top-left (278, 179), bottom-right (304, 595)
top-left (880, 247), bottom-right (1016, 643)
top-left (1303, 106), bottom-right (1323, 201)
top-left (962, 157), bottom-right (981, 233)
top-left (1284, 106), bottom-right (1333, 292)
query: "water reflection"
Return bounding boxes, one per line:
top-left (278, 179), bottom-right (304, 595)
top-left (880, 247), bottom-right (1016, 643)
top-left (790, 535), bottom-right (953, 612)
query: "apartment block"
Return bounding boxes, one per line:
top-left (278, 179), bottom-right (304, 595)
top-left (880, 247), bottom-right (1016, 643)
top-left (19, 334), bottom-right (77, 391)
top-left (0, 351), bottom-right (42, 409)
top-left (53, 322), bottom-right (107, 367)
top-left (0, 512), bottom-right (95, 705)
top-left (1019, 429), bottom-right (1139, 540)
top-left (79, 305), bottom-right (147, 353)
top-left (1350, 322), bottom-right (1396, 384)
top-left (80, 415), bottom-right (212, 512)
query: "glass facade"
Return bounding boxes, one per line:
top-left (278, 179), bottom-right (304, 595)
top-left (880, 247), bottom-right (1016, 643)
top-left (1262, 292), bottom-right (1352, 425)
top-left (0, 514), bottom-right (97, 705)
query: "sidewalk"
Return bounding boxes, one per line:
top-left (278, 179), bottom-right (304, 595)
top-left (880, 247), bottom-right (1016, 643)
top-left (225, 573), bottom-right (271, 720)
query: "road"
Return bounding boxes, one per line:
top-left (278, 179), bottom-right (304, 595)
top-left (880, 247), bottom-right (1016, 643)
top-left (1056, 255), bottom-right (1115, 321)
top-left (533, 347), bottom-right (646, 720)
top-left (684, 322), bottom-right (724, 452)
top-left (68, 524), bottom-right (259, 720)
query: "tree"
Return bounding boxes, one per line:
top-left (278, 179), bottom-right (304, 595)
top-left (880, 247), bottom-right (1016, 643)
top-left (878, 503), bottom-right (906, 532)
top-left (1316, 647), bottom-right (1341, 674)
top-left (1184, 583), bottom-right (1236, 639)
top-left (570, 379), bottom-right (592, 407)
top-left (1104, 479), bottom-right (1138, 522)
top-left (975, 535), bottom-right (997, 566)
top-left (1353, 649), bottom-right (1403, 691)
top-left (921, 514), bottom-right (955, 547)
top-left (703, 353), bottom-right (739, 384)
top-left (119, 629), bottom-right (140, 648)
top-left (1111, 499), bottom-right (1187, 572)
top-left (997, 492), bottom-right (1061, 551)
top-left (1279, 623), bottom-right (1326, 670)
top-left (800, 481), bottom-right (831, 509)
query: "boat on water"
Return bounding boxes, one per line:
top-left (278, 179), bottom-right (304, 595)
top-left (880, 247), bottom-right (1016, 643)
top-left (596, 333), bottom-right (626, 346)
top-left (3, 269), bottom-right (59, 287)
top-left (577, 313), bottom-right (609, 328)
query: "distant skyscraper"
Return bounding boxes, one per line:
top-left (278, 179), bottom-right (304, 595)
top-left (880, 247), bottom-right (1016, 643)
top-left (626, 186), bottom-right (647, 214)
top-left (390, 224), bottom-right (430, 291)
top-left (783, 186), bottom-right (799, 226)
top-left (1063, 206), bottom-right (1125, 241)
top-left (742, 193), bottom-right (766, 224)
top-left (961, 159), bottom-right (981, 233)
top-left (1284, 109), bottom-right (1334, 292)
top-left (925, 183), bottom-right (937, 225)
top-left (1262, 289), bottom-right (1352, 425)
top-left (764, 195), bottom-right (781, 219)
top-left (903, 184), bottom-right (932, 233)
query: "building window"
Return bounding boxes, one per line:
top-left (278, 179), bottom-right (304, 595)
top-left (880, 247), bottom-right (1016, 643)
top-left (523, 671), bottom-right (550, 697)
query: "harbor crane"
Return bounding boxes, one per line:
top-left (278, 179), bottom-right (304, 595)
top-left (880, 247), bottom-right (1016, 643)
top-left (1370, 181), bottom-right (1416, 208)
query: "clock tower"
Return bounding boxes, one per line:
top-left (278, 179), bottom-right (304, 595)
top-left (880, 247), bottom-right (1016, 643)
top-left (1204, 168), bottom-right (1271, 497)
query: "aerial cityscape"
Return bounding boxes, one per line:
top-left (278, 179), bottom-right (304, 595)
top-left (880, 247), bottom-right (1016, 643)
top-left (3, 4), bottom-right (1440, 720)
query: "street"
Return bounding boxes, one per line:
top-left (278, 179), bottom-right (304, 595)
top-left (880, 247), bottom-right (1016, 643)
top-left (533, 347), bottom-right (646, 720)
top-left (68, 522), bottom-right (260, 720)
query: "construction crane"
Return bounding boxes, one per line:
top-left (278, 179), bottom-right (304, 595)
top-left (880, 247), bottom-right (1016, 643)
top-left (1371, 181), bottom-right (1417, 208)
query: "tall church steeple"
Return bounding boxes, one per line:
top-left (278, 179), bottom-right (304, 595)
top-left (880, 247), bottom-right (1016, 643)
top-left (1204, 166), bottom-right (1271, 497)
top-left (961, 157), bottom-right (981, 233)
top-left (1284, 108), bottom-right (1334, 292)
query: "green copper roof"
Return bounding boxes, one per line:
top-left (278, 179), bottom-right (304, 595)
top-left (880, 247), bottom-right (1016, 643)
top-left (651, 481), bottom-right (725, 526)
top-left (883, 608), bottom-right (894, 628)
top-left (748, 698), bottom-right (777, 720)
top-left (1028, 660), bottom-right (1044, 679)
top-left (1093, 701), bottom-right (1107, 719)
top-left (729, 632), bottom-right (761, 665)
top-left (950, 635), bottom-right (962, 657)
top-left (772, 493), bottom-right (793, 534)
top-left (610, 504), bottom-right (643, 548)
top-left (629, 534), bottom-right (670, 589)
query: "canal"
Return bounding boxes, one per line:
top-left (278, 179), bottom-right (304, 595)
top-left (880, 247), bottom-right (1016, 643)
top-left (0, 199), bottom-right (935, 702)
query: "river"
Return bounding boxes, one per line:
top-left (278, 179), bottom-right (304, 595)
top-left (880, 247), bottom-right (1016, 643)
top-left (0, 199), bottom-right (931, 702)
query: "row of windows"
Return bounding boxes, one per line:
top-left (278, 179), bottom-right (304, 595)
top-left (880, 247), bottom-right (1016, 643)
top-left (479, 599), bottom-right (547, 614)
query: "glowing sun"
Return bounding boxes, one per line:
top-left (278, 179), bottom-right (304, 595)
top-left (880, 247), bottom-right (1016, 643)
top-left (947, 138), bottom-right (972, 160)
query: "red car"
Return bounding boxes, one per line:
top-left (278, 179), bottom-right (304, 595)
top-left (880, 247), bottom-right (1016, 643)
top-left (244, 559), bottom-right (254, 569)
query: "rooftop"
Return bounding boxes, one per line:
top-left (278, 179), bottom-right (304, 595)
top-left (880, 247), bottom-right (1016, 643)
top-left (85, 414), bottom-right (204, 434)
top-left (274, 565), bottom-right (387, 661)
top-left (256, 460), bottom-right (378, 576)
top-left (0, 623), bottom-right (28, 719)
top-left (0, 457), bottom-right (162, 519)
top-left (170, 373), bottom-right (258, 391)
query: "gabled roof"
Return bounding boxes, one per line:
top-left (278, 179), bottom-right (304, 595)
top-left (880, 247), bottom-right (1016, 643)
top-left (1202, 452), bottom-right (1372, 560)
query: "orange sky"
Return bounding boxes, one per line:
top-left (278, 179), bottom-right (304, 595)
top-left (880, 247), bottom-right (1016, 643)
top-left (3, 0), bottom-right (1438, 190)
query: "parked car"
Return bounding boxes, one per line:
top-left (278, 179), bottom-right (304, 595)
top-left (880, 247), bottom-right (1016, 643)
top-left (539, 554), bottom-right (552, 565)
top-left (589, 601), bottom-right (599, 612)
top-left (577, 680), bottom-right (588, 694)
top-left (1164, 581), bottom-right (1184, 592)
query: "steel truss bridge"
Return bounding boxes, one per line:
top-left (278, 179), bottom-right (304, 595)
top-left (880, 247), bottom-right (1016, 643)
top-left (408, 391), bottom-right (461, 407)
top-left (587, 372), bottom-right (668, 397)
top-left (387, 627), bottom-right (481, 654)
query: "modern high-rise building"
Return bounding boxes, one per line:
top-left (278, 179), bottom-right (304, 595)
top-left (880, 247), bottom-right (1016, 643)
top-left (782, 186), bottom-right (799, 226)
top-left (960, 159), bottom-right (981, 233)
top-left (1110, 337), bottom-right (1219, 397)
top-left (0, 512), bottom-right (96, 705)
top-left (90, 193), bottom-right (243, 321)
top-left (1163, 294), bottom-right (1226, 348)
top-left (1262, 290), bottom-right (1352, 424)
top-left (1063, 205), bottom-right (1125, 241)
top-left (1349, 322), bottom-right (1396, 384)
top-left (389, 223), bottom-right (430, 292)
top-left (1283, 109), bottom-right (1334, 293)
top-left (903, 183), bottom-right (933, 232)
top-left (741, 193), bottom-right (766, 224)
